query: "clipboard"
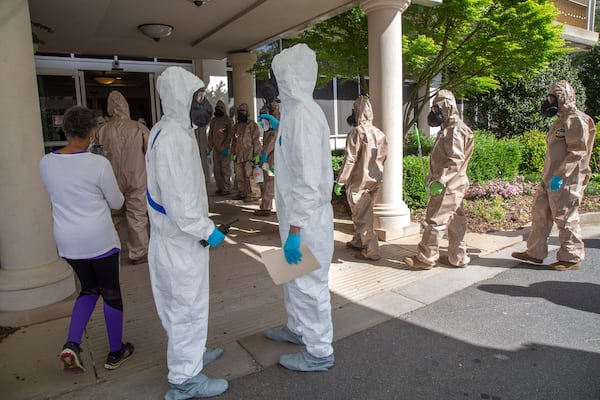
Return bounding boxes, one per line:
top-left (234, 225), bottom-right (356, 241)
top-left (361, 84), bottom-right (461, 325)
top-left (261, 244), bottom-right (320, 285)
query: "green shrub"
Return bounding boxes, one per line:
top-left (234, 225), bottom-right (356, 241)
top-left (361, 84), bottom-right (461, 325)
top-left (470, 196), bottom-right (506, 223)
top-left (404, 127), bottom-right (435, 157)
top-left (331, 153), bottom-right (345, 181)
top-left (517, 130), bottom-right (547, 175)
top-left (584, 173), bottom-right (600, 196)
top-left (403, 155), bottom-right (429, 209)
top-left (591, 122), bottom-right (600, 174)
top-left (467, 130), bottom-right (522, 182)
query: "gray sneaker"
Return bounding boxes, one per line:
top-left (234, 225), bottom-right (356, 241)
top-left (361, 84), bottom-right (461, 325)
top-left (265, 326), bottom-right (303, 345)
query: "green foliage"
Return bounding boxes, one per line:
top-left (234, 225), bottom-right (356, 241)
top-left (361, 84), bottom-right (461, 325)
top-left (331, 153), bottom-right (345, 181)
top-left (290, 8), bottom-right (369, 93)
top-left (470, 196), bottom-right (506, 223)
top-left (516, 130), bottom-right (547, 175)
top-left (466, 54), bottom-right (586, 137)
top-left (250, 41), bottom-right (282, 80)
top-left (402, 0), bottom-right (565, 130)
top-left (572, 45), bottom-right (600, 120)
top-left (403, 155), bottom-right (429, 209)
top-left (584, 173), bottom-right (600, 196)
top-left (467, 131), bottom-right (522, 182)
top-left (404, 126), bottom-right (435, 156)
top-left (592, 122), bottom-right (600, 174)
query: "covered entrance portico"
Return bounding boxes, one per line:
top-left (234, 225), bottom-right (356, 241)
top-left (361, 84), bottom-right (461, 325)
top-left (0, 0), bottom-right (440, 324)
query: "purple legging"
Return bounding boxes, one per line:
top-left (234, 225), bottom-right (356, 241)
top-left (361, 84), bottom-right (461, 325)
top-left (66, 251), bottom-right (124, 352)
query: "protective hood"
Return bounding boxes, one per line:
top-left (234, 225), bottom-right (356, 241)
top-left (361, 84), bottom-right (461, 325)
top-left (107, 90), bottom-right (131, 120)
top-left (271, 43), bottom-right (317, 102)
top-left (549, 80), bottom-right (577, 115)
top-left (215, 99), bottom-right (226, 113)
top-left (156, 66), bottom-right (205, 128)
top-left (432, 89), bottom-right (460, 125)
top-left (354, 95), bottom-right (373, 126)
top-left (237, 103), bottom-right (250, 114)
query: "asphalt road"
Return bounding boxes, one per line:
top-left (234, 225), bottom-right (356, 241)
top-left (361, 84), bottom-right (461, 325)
top-left (218, 238), bottom-right (600, 400)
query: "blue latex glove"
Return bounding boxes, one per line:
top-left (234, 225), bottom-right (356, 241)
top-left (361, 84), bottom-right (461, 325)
top-left (252, 155), bottom-right (260, 164)
top-left (429, 181), bottom-right (444, 196)
top-left (260, 153), bottom-right (268, 164)
top-left (334, 183), bottom-right (343, 196)
top-left (206, 226), bottom-right (225, 248)
top-left (221, 148), bottom-right (229, 156)
top-left (259, 114), bottom-right (280, 131)
top-left (549, 175), bottom-right (563, 191)
top-left (283, 232), bottom-right (302, 264)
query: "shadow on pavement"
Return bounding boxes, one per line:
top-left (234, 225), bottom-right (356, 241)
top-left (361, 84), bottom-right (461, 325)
top-left (478, 281), bottom-right (600, 314)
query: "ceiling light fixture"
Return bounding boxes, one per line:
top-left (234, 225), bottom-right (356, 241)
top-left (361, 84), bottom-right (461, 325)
top-left (138, 23), bottom-right (174, 42)
top-left (94, 76), bottom-right (115, 85)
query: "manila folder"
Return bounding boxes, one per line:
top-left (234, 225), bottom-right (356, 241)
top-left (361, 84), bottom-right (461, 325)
top-left (261, 244), bottom-right (320, 285)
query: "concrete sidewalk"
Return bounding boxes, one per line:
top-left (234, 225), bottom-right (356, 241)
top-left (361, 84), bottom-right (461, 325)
top-left (2, 187), bottom-right (599, 400)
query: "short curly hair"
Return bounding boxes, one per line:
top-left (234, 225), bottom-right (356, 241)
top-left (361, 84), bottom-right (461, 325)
top-left (62, 106), bottom-right (98, 139)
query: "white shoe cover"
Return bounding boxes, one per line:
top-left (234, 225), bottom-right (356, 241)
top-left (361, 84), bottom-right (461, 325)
top-left (165, 372), bottom-right (228, 400)
top-left (279, 350), bottom-right (334, 371)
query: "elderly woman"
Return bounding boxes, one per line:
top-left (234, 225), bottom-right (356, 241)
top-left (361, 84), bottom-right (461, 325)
top-left (40, 106), bottom-right (134, 372)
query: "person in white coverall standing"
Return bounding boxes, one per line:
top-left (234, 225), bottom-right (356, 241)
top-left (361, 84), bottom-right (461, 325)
top-left (145, 66), bottom-right (228, 399)
top-left (512, 80), bottom-right (596, 271)
top-left (264, 43), bottom-right (335, 372)
top-left (404, 89), bottom-right (474, 270)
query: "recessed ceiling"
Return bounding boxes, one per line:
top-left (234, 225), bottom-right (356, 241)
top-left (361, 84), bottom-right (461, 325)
top-left (29, 0), bottom-right (357, 60)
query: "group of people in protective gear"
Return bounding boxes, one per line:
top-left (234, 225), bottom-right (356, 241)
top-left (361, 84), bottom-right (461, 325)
top-left (400, 80), bottom-right (595, 272)
top-left (143, 43), bottom-right (338, 400)
top-left (67, 35), bottom-right (594, 400)
top-left (205, 98), bottom-right (278, 215)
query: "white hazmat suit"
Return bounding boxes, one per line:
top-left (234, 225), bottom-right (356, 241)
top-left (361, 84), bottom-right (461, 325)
top-left (267, 44), bottom-right (335, 371)
top-left (145, 66), bottom-right (227, 398)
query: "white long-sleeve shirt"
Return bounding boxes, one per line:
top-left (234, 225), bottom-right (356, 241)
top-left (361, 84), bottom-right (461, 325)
top-left (40, 151), bottom-right (124, 259)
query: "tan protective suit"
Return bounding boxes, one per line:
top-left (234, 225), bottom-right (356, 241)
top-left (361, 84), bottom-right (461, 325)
top-left (526, 80), bottom-right (596, 263)
top-left (259, 127), bottom-right (277, 211)
top-left (417, 90), bottom-right (474, 267)
top-left (337, 95), bottom-right (388, 260)
top-left (232, 103), bottom-right (261, 200)
top-left (94, 90), bottom-right (150, 261)
top-left (208, 100), bottom-right (234, 194)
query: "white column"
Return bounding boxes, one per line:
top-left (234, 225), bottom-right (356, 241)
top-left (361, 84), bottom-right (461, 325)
top-left (0, 0), bottom-right (75, 317)
top-left (227, 52), bottom-right (257, 119)
top-left (361, 0), bottom-right (415, 239)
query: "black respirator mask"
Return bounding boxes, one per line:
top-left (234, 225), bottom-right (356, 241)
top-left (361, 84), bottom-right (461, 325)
top-left (427, 105), bottom-right (444, 127)
top-left (540, 94), bottom-right (559, 118)
top-left (346, 110), bottom-right (357, 127)
top-left (214, 108), bottom-right (224, 117)
top-left (261, 68), bottom-right (279, 105)
top-left (237, 111), bottom-right (249, 123)
top-left (190, 88), bottom-right (212, 128)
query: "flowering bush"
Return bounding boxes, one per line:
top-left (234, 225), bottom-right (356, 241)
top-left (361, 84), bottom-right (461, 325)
top-left (466, 176), bottom-right (537, 200)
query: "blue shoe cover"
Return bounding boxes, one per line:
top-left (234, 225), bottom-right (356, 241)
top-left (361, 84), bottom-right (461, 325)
top-left (165, 372), bottom-right (228, 399)
top-left (203, 348), bottom-right (223, 365)
top-left (279, 350), bottom-right (334, 371)
top-left (265, 326), bottom-right (303, 345)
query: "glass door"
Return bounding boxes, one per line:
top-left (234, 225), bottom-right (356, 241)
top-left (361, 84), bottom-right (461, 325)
top-left (37, 74), bottom-right (79, 153)
top-left (82, 71), bottom-right (153, 127)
